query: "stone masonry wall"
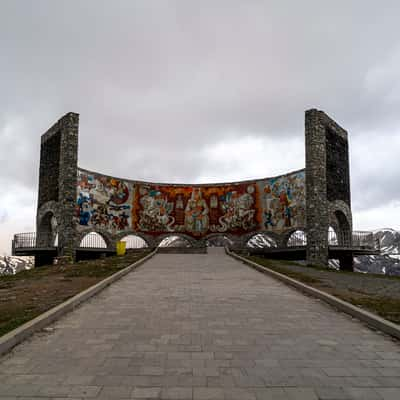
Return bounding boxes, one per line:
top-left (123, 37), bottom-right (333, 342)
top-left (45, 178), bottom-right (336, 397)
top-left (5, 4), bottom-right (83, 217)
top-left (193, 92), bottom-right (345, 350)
top-left (36, 112), bottom-right (79, 261)
top-left (305, 109), bottom-right (329, 265)
top-left (305, 109), bottom-right (352, 266)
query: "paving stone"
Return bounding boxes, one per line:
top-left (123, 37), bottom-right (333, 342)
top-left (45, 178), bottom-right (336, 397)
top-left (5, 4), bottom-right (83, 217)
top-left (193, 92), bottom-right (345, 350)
top-left (131, 386), bottom-right (162, 398)
top-left (0, 249), bottom-right (399, 398)
top-left (253, 388), bottom-right (289, 400)
top-left (68, 385), bottom-right (102, 398)
top-left (162, 386), bottom-right (193, 399)
top-left (193, 387), bottom-right (224, 400)
top-left (314, 386), bottom-right (352, 399)
top-left (343, 387), bottom-right (383, 399)
top-left (97, 385), bottom-right (133, 398)
top-left (284, 387), bottom-right (318, 400)
top-left (222, 387), bottom-right (256, 400)
top-left (375, 388), bottom-right (400, 400)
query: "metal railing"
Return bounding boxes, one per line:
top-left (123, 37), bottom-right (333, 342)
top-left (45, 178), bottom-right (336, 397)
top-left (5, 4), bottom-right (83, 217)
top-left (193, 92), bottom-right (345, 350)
top-left (351, 231), bottom-right (376, 249)
top-left (287, 231), bottom-right (307, 247)
top-left (287, 230), bottom-right (377, 249)
top-left (13, 232), bottom-right (56, 249)
top-left (14, 229), bottom-right (378, 251)
top-left (79, 232), bottom-right (107, 248)
top-left (328, 230), bottom-right (376, 249)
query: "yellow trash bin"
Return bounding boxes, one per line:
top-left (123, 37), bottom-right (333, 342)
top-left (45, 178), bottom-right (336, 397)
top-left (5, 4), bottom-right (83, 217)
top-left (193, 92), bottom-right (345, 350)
top-left (116, 241), bottom-right (126, 256)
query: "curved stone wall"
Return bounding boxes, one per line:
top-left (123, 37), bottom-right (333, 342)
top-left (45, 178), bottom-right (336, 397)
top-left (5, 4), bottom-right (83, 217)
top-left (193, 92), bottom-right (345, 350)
top-left (75, 168), bottom-right (305, 242)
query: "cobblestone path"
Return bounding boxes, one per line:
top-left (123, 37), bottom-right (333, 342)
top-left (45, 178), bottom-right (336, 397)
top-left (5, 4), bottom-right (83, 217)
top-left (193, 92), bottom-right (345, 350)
top-left (0, 248), bottom-right (399, 399)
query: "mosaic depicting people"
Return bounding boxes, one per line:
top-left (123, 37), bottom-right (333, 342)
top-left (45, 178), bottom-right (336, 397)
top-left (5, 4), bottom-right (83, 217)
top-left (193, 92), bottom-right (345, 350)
top-left (75, 170), bottom-right (133, 233)
top-left (184, 188), bottom-right (209, 234)
top-left (137, 186), bottom-right (175, 232)
top-left (211, 185), bottom-right (256, 232)
top-left (261, 171), bottom-right (305, 231)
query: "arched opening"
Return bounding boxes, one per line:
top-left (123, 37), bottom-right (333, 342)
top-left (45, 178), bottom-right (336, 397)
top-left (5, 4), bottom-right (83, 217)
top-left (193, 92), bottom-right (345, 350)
top-left (287, 230), bottom-right (307, 247)
top-left (334, 210), bottom-right (351, 247)
top-left (37, 212), bottom-right (58, 247)
top-left (328, 226), bottom-right (338, 246)
top-left (158, 235), bottom-right (192, 248)
top-left (53, 233), bottom-right (59, 247)
top-left (120, 234), bottom-right (148, 249)
top-left (80, 232), bottom-right (108, 248)
top-left (246, 233), bottom-right (278, 248)
top-left (206, 235), bottom-right (233, 247)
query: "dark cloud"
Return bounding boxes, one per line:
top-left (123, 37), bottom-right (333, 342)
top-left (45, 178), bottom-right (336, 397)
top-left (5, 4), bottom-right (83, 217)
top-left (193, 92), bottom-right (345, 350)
top-left (1, 0), bottom-right (400, 252)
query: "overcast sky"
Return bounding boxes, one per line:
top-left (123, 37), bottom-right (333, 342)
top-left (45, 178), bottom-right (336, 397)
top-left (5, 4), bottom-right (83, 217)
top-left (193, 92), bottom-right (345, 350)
top-left (1, 0), bottom-right (400, 255)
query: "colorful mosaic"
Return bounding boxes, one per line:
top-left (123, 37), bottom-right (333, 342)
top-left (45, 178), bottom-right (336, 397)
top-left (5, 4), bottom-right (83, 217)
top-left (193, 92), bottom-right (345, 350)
top-left (76, 171), bottom-right (134, 233)
top-left (259, 170), bottom-right (306, 231)
top-left (133, 183), bottom-right (258, 236)
top-left (75, 169), bottom-right (306, 237)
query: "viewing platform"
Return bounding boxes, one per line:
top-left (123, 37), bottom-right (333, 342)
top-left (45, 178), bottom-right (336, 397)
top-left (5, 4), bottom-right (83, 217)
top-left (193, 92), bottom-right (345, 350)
top-left (12, 230), bottom-right (380, 269)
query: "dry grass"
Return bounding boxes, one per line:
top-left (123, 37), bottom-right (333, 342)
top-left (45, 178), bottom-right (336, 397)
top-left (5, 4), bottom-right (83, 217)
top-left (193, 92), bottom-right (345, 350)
top-left (247, 256), bottom-right (400, 325)
top-left (0, 251), bottom-right (150, 337)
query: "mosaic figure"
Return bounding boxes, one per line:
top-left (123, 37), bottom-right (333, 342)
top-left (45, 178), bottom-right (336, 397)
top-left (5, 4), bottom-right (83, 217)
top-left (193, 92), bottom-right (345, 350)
top-left (137, 186), bottom-right (175, 232)
top-left (184, 188), bottom-right (209, 235)
top-left (75, 170), bottom-right (133, 233)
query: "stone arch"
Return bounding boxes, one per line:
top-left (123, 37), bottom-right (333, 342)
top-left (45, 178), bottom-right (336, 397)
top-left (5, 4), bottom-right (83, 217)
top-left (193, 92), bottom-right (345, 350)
top-left (244, 231), bottom-right (280, 248)
top-left (286, 229), bottom-right (307, 247)
top-left (36, 201), bottom-right (61, 247)
top-left (334, 210), bottom-right (352, 246)
top-left (281, 227), bottom-right (306, 247)
top-left (36, 201), bottom-right (61, 226)
top-left (119, 234), bottom-right (149, 249)
top-left (328, 226), bottom-right (338, 246)
top-left (114, 231), bottom-right (155, 248)
top-left (328, 200), bottom-right (352, 247)
top-left (79, 232), bottom-right (108, 248)
top-left (156, 233), bottom-right (200, 248)
top-left (76, 228), bottom-right (114, 250)
top-left (204, 233), bottom-right (237, 247)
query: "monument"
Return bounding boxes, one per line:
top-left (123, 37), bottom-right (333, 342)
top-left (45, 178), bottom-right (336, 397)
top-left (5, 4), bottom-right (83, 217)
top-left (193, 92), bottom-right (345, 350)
top-left (26, 109), bottom-right (353, 267)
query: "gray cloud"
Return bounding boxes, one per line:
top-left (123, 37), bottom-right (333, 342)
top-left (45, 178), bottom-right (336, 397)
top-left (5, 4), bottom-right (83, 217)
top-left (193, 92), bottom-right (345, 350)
top-left (0, 211), bottom-right (8, 225)
top-left (1, 0), bottom-right (400, 252)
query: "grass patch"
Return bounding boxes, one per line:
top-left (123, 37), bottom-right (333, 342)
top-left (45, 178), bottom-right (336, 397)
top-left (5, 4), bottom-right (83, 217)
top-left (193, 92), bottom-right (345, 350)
top-left (0, 251), bottom-right (151, 337)
top-left (332, 292), bottom-right (400, 325)
top-left (245, 254), bottom-right (400, 325)
top-left (248, 256), bottom-right (322, 285)
top-left (0, 309), bottom-right (40, 337)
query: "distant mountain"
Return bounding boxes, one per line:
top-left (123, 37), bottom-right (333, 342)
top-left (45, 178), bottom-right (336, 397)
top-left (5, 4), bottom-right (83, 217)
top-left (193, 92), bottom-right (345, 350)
top-left (355, 229), bottom-right (400, 276)
top-left (247, 233), bottom-right (278, 248)
top-left (244, 229), bottom-right (400, 276)
top-left (0, 256), bottom-right (34, 275)
top-left (159, 236), bottom-right (192, 248)
top-left (373, 228), bottom-right (400, 255)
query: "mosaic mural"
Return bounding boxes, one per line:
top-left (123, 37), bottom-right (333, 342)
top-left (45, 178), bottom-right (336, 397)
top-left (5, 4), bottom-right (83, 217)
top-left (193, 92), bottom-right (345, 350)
top-left (259, 170), bottom-right (306, 231)
top-left (76, 170), bottom-right (134, 233)
top-left (132, 183), bottom-right (257, 236)
top-left (75, 169), bottom-right (306, 238)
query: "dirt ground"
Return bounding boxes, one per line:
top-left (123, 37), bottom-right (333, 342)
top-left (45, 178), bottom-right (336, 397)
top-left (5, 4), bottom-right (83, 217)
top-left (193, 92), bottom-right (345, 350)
top-left (248, 256), bottom-right (400, 325)
top-left (0, 251), bottom-right (150, 337)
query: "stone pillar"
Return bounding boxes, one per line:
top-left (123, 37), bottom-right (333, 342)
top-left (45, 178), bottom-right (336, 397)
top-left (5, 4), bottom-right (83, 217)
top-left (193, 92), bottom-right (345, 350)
top-left (305, 109), bottom-right (329, 266)
top-left (36, 112), bottom-right (79, 263)
top-left (305, 109), bottom-right (352, 268)
top-left (58, 113), bottom-right (79, 260)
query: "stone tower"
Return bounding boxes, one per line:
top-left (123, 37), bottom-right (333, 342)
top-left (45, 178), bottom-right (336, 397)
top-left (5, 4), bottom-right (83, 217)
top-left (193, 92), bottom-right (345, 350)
top-left (36, 112), bottom-right (79, 265)
top-left (305, 109), bottom-right (352, 268)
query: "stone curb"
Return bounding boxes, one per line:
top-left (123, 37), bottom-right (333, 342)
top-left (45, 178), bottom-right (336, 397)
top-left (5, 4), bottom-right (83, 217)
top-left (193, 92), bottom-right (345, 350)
top-left (226, 248), bottom-right (400, 341)
top-left (0, 249), bottom-right (157, 357)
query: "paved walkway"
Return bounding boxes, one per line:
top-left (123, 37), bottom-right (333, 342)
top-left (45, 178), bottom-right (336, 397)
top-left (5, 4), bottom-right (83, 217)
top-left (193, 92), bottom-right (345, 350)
top-left (0, 248), bottom-right (399, 399)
